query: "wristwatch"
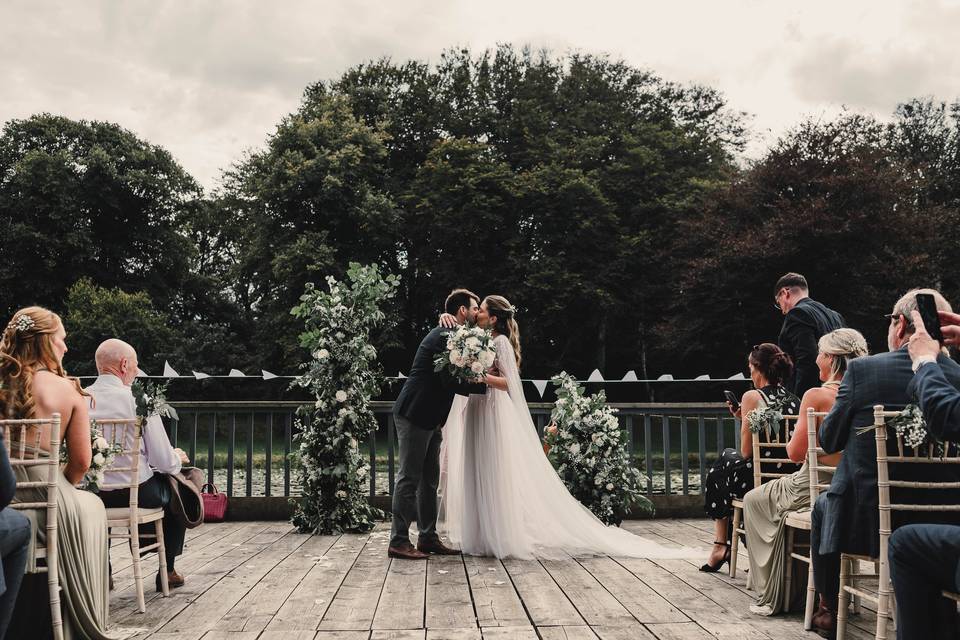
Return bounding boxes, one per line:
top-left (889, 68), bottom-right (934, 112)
top-left (912, 355), bottom-right (937, 373)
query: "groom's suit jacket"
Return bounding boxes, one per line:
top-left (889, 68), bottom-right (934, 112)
top-left (394, 326), bottom-right (485, 429)
top-left (817, 346), bottom-right (960, 557)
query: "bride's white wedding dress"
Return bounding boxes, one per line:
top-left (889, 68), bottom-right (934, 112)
top-left (438, 334), bottom-right (694, 560)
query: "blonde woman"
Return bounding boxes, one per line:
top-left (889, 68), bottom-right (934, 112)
top-left (0, 307), bottom-right (116, 639)
top-left (743, 328), bottom-right (868, 616)
top-left (438, 295), bottom-right (693, 560)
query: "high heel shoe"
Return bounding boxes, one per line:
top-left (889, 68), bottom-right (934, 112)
top-left (699, 541), bottom-right (730, 572)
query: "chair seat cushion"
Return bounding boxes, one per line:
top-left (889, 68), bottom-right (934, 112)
top-left (785, 510), bottom-right (812, 530)
top-left (105, 507), bottom-right (164, 524)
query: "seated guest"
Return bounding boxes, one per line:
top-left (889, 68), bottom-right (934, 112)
top-left (87, 339), bottom-right (189, 591)
top-left (888, 524), bottom-right (960, 640)
top-left (884, 309), bottom-right (960, 640)
top-left (1, 307), bottom-right (113, 640)
top-left (0, 426), bottom-right (31, 640)
top-left (701, 343), bottom-right (800, 572)
top-left (743, 329), bottom-right (868, 615)
top-left (810, 289), bottom-right (960, 638)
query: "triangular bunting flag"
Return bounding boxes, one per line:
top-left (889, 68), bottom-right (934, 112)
top-left (135, 368), bottom-right (148, 378)
top-left (622, 370), bottom-right (638, 381)
top-left (695, 374), bottom-right (710, 380)
top-left (587, 369), bottom-right (603, 382)
top-left (192, 371), bottom-right (210, 380)
top-left (532, 380), bottom-right (549, 398)
top-left (398, 371), bottom-right (407, 379)
top-left (261, 370), bottom-right (278, 380)
top-left (657, 374), bottom-right (674, 381)
top-left (162, 361), bottom-right (179, 377)
top-left (228, 369), bottom-right (245, 377)
top-left (728, 372), bottom-right (746, 380)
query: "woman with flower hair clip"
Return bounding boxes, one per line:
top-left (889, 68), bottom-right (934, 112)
top-left (438, 295), bottom-right (694, 560)
top-left (1, 307), bottom-right (116, 639)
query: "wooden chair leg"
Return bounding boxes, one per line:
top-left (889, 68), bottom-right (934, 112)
top-left (783, 527), bottom-right (795, 611)
top-left (130, 523), bottom-right (146, 613)
top-left (850, 559), bottom-right (861, 614)
top-left (47, 525), bottom-right (63, 640)
top-left (729, 507), bottom-right (742, 579)
top-left (803, 560), bottom-right (816, 630)
top-left (837, 555), bottom-right (851, 640)
top-left (877, 556), bottom-right (893, 640)
top-left (156, 518), bottom-right (169, 596)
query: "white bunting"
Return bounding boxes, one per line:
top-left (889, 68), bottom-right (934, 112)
top-left (398, 371), bottom-right (407, 379)
top-left (728, 372), bottom-right (746, 380)
top-left (192, 371), bottom-right (210, 380)
top-left (162, 361), bottom-right (180, 377)
top-left (657, 374), bottom-right (674, 381)
top-left (621, 370), bottom-right (638, 381)
top-left (532, 379), bottom-right (549, 398)
top-left (695, 374), bottom-right (710, 380)
top-left (228, 369), bottom-right (245, 377)
top-left (261, 370), bottom-right (278, 380)
top-left (135, 368), bottom-right (148, 378)
top-left (587, 369), bottom-right (603, 382)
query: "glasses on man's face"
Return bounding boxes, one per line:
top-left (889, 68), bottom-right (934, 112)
top-left (773, 289), bottom-right (785, 312)
top-left (884, 313), bottom-right (899, 323)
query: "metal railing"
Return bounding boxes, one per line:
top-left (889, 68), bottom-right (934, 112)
top-left (166, 400), bottom-right (742, 499)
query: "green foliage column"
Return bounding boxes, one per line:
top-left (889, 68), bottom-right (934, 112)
top-left (291, 263), bottom-right (399, 534)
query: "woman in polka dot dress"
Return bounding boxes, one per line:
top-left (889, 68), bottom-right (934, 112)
top-left (700, 343), bottom-right (799, 572)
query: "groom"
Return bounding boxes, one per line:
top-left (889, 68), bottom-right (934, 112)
top-left (389, 288), bottom-right (486, 559)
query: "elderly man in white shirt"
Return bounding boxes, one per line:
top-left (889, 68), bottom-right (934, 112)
top-left (86, 339), bottom-right (189, 590)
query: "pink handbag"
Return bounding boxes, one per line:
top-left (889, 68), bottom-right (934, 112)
top-left (201, 483), bottom-right (228, 522)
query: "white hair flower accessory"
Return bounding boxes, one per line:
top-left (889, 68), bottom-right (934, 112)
top-left (12, 315), bottom-right (35, 333)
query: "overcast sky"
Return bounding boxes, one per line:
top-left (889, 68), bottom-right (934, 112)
top-left (3, 0), bottom-right (959, 190)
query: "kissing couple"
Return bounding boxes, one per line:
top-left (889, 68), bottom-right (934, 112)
top-left (388, 289), bottom-right (694, 560)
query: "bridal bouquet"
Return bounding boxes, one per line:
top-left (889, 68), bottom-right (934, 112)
top-left (132, 379), bottom-right (178, 420)
top-left (544, 373), bottom-right (653, 524)
top-left (433, 325), bottom-right (497, 382)
top-left (60, 421), bottom-right (122, 492)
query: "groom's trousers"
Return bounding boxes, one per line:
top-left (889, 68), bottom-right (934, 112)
top-left (390, 414), bottom-right (442, 548)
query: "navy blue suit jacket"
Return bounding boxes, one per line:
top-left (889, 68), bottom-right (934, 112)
top-left (818, 347), bottom-right (960, 557)
top-left (0, 435), bottom-right (19, 595)
top-left (910, 361), bottom-right (960, 442)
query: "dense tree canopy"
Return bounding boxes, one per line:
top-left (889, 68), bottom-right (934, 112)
top-left (2, 47), bottom-right (959, 394)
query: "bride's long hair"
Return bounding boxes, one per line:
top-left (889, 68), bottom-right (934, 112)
top-left (484, 295), bottom-right (521, 370)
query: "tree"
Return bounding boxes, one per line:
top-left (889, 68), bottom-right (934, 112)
top-left (0, 114), bottom-right (201, 321)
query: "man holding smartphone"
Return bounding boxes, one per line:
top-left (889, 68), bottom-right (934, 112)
top-left (885, 305), bottom-right (960, 640)
top-left (773, 272), bottom-right (846, 398)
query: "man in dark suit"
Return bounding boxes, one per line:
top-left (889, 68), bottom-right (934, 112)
top-left (810, 289), bottom-right (960, 638)
top-left (775, 273), bottom-right (846, 397)
top-left (389, 289), bottom-right (486, 559)
top-left (882, 308), bottom-right (960, 640)
top-left (0, 431), bottom-right (31, 640)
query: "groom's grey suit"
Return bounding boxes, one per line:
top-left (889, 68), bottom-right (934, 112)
top-left (390, 326), bottom-right (484, 548)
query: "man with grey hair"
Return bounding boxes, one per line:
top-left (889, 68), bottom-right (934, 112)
top-left (808, 289), bottom-right (960, 637)
top-left (86, 339), bottom-right (189, 591)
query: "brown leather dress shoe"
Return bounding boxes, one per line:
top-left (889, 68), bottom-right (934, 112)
top-left (156, 570), bottom-right (186, 592)
top-left (388, 543), bottom-right (429, 559)
top-left (417, 539), bottom-right (460, 555)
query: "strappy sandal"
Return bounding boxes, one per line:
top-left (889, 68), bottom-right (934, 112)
top-left (699, 541), bottom-right (731, 572)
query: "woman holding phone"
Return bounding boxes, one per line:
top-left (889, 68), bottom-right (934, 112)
top-left (700, 343), bottom-right (799, 572)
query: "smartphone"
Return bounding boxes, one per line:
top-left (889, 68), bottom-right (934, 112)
top-left (723, 390), bottom-right (740, 410)
top-left (915, 293), bottom-right (944, 343)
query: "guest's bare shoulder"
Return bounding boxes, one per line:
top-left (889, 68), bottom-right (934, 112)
top-left (801, 386), bottom-right (837, 410)
top-left (31, 370), bottom-right (83, 416)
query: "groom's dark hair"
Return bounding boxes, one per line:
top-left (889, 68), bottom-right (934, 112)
top-left (445, 288), bottom-right (480, 315)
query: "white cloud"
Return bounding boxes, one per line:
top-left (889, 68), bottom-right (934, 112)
top-left (2, 0), bottom-right (958, 189)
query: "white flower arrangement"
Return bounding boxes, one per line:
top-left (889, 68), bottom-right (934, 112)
top-left (291, 262), bottom-right (399, 534)
top-left (434, 325), bottom-right (497, 382)
top-left (60, 420), bottom-right (122, 492)
top-left (857, 404), bottom-right (931, 450)
top-left (543, 372), bottom-right (653, 524)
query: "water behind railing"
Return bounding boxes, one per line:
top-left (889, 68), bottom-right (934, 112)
top-left (166, 401), bottom-right (743, 499)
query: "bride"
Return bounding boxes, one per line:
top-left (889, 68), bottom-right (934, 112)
top-left (438, 295), bottom-right (693, 560)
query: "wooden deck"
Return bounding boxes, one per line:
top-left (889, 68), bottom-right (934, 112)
top-left (105, 519), bottom-right (882, 640)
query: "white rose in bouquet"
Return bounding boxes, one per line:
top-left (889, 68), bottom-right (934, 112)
top-left (480, 351), bottom-right (496, 368)
top-left (94, 437), bottom-right (109, 450)
top-left (93, 453), bottom-right (105, 466)
top-left (335, 390), bottom-right (348, 403)
top-left (470, 361), bottom-right (484, 374)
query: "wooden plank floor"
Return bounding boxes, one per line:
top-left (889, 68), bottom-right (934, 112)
top-left (105, 519), bottom-right (883, 640)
